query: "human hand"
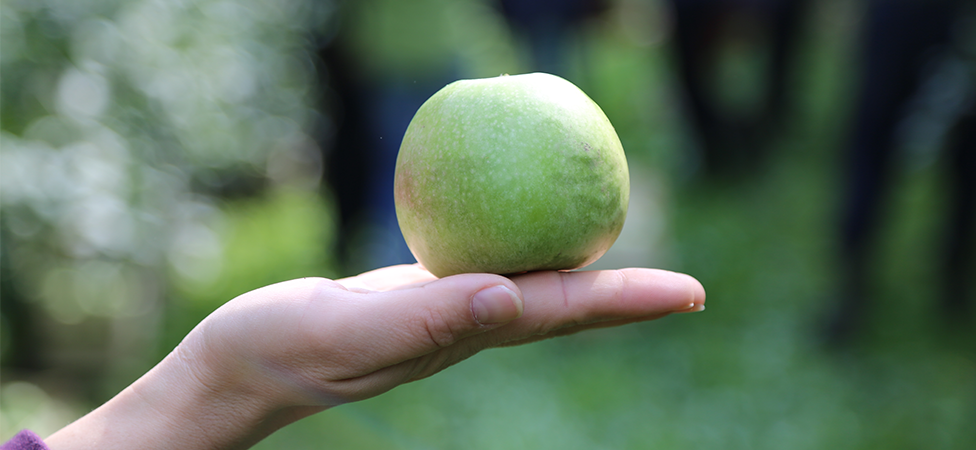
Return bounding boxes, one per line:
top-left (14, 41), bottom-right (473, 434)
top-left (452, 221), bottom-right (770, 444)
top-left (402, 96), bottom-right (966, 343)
top-left (45, 264), bottom-right (704, 450)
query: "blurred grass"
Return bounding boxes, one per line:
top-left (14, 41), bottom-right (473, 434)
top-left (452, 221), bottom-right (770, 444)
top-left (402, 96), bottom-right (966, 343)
top-left (162, 187), bottom-right (337, 354)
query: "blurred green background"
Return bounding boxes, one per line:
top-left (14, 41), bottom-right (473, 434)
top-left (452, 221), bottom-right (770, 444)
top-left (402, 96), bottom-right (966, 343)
top-left (2, 0), bottom-right (975, 448)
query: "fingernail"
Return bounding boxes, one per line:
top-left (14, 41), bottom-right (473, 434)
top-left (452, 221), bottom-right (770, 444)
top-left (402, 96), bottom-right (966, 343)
top-left (472, 285), bottom-right (524, 324)
top-left (674, 302), bottom-right (705, 313)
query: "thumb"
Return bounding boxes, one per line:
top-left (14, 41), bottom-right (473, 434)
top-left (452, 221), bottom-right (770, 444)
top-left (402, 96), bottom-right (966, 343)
top-left (336, 274), bottom-right (524, 373)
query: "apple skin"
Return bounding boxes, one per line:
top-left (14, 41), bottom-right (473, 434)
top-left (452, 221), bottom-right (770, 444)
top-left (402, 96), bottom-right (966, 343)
top-left (394, 72), bottom-right (629, 278)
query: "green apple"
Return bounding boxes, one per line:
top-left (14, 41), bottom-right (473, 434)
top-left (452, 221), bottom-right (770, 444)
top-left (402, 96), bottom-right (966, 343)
top-left (394, 72), bottom-right (629, 278)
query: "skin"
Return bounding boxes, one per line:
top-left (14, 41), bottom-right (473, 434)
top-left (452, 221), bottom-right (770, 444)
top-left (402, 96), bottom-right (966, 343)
top-left (395, 73), bottom-right (630, 277)
top-left (44, 264), bottom-right (704, 450)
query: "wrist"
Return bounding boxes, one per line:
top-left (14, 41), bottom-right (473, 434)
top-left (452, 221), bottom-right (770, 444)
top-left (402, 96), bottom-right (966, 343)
top-left (159, 339), bottom-right (328, 448)
top-left (45, 341), bottom-right (319, 450)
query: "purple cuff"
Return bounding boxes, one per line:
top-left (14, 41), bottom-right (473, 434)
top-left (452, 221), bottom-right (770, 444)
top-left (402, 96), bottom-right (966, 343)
top-left (1, 431), bottom-right (48, 450)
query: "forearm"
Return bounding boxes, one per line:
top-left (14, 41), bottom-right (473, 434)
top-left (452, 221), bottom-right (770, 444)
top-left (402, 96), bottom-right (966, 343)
top-left (44, 348), bottom-right (320, 450)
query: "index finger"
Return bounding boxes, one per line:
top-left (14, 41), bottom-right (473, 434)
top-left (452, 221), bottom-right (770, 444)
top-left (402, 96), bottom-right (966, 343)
top-left (337, 264), bottom-right (437, 292)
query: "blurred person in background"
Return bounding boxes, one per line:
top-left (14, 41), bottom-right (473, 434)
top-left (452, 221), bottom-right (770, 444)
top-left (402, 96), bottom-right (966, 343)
top-left (494, 0), bottom-right (610, 77)
top-left (318, 0), bottom-right (461, 275)
top-left (823, 0), bottom-right (976, 345)
top-left (664, 0), bottom-right (809, 178)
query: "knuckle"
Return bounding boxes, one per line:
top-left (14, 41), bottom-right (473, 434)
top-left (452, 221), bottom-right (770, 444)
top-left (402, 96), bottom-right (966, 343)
top-left (406, 348), bottom-right (469, 382)
top-left (611, 269), bottom-right (628, 305)
top-left (420, 306), bottom-right (462, 349)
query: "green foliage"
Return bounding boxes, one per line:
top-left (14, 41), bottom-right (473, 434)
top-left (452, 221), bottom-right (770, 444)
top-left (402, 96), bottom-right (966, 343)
top-left (0, 0), bottom-right (336, 432)
top-left (165, 188), bottom-right (336, 347)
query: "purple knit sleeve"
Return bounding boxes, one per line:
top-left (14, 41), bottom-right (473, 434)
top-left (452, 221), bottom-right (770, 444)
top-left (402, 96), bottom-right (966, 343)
top-left (1, 431), bottom-right (48, 450)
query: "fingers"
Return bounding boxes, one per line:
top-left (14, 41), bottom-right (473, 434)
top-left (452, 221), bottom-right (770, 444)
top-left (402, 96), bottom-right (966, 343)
top-left (473, 268), bottom-right (705, 347)
top-left (336, 264), bottom-right (437, 292)
top-left (295, 267), bottom-right (702, 395)
top-left (494, 313), bottom-right (672, 347)
top-left (247, 268), bottom-right (703, 405)
top-left (315, 273), bottom-right (524, 379)
top-left (325, 268), bottom-right (702, 374)
top-left (362, 268), bottom-right (705, 386)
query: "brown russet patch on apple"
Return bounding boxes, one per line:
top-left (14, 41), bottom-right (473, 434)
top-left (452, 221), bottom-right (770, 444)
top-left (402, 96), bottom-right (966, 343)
top-left (394, 164), bottom-right (418, 210)
top-left (580, 141), bottom-right (603, 169)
